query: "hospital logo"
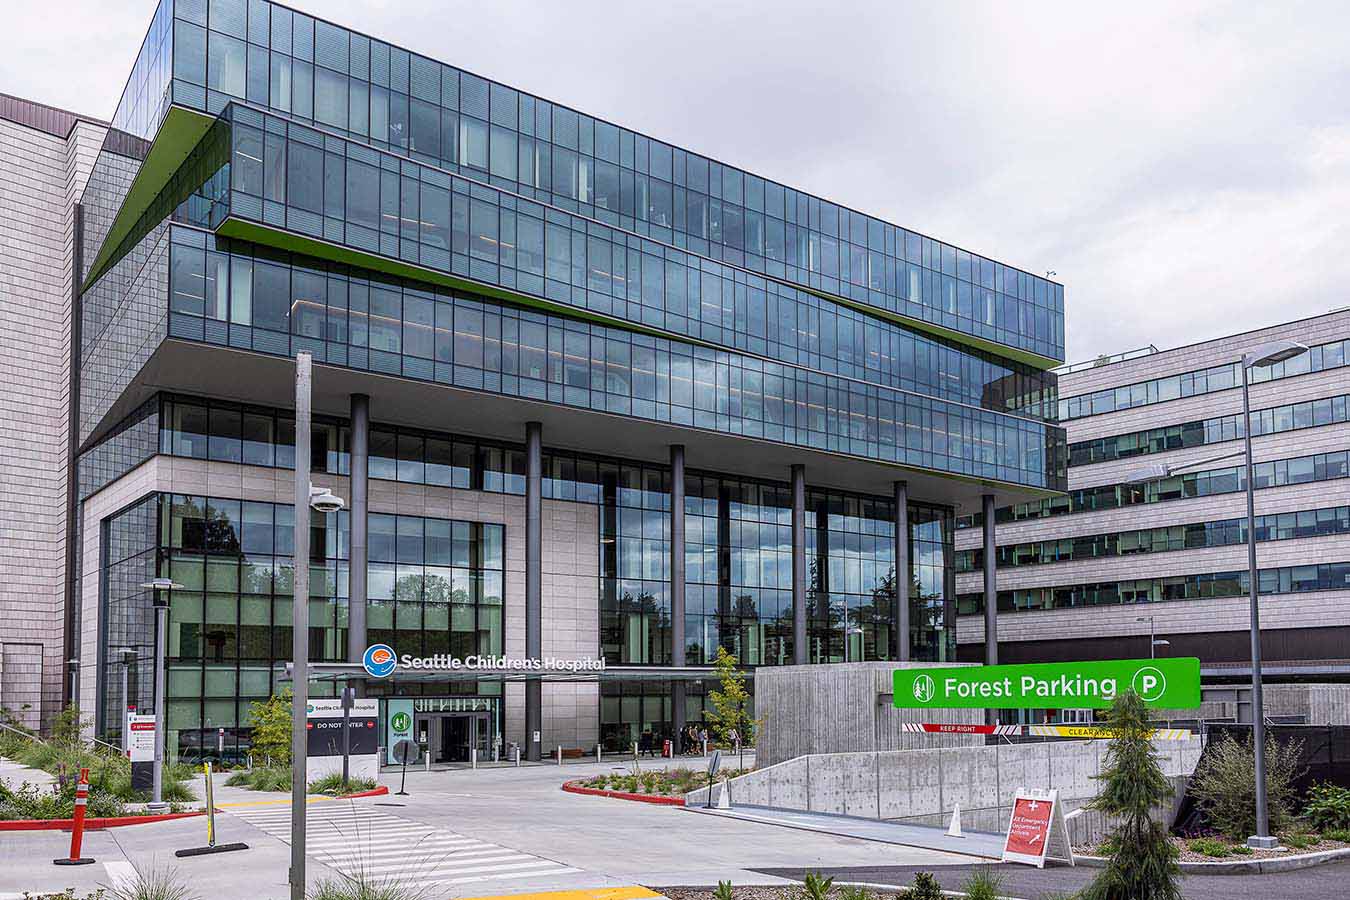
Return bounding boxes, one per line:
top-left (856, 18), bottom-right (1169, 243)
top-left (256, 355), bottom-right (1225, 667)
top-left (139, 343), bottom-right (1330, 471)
top-left (362, 644), bottom-right (397, 678)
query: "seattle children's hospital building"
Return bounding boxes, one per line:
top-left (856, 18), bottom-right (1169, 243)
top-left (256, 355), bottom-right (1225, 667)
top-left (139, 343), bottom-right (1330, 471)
top-left (1, 0), bottom-right (1065, 763)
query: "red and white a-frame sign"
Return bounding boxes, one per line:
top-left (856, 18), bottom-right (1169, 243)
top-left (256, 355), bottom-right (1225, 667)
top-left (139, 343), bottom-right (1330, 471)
top-left (1001, 787), bottom-right (1075, 867)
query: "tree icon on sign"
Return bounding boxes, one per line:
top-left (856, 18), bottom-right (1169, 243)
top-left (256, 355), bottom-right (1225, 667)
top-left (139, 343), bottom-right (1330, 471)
top-left (913, 674), bottom-right (936, 703)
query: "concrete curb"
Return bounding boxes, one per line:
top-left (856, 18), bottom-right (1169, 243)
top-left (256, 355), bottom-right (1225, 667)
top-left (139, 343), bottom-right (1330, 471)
top-left (561, 779), bottom-right (686, 806)
top-left (1075, 845), bottom-right (1350, 874)
top-left (334, 785), bottom-right (389, 799)
top-left (0, 811), bottom-right (203, 831)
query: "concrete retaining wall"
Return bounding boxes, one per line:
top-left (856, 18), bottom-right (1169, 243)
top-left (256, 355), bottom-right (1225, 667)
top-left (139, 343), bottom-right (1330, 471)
top-left (688, 735), bottom-right (1204, 839)
top-left (755, 662), bottom-right (985, 767)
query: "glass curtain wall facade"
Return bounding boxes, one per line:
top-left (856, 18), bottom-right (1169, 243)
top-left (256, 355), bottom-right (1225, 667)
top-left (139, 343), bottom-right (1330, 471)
top-left (79, 0), bottom-right (1067, 751)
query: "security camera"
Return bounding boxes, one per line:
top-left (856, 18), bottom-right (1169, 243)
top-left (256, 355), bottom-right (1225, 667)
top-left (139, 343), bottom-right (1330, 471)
top-left (309, 486), bottom-right (346, 514)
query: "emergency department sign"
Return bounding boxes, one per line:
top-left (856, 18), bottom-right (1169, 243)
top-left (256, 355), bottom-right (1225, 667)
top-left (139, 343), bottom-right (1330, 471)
top-left (894, 658), bottom-right (1201, 709)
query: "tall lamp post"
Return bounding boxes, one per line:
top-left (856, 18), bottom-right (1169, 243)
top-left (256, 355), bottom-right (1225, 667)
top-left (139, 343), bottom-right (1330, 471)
top-left (1133, 616), bottom-right (1170, 659)
top-left (289, 351), bottom-right (347, 900)
top-left (140, 578), bottom-right (183, 813)
top-left (1124, 339), bottom-right (1306, 850)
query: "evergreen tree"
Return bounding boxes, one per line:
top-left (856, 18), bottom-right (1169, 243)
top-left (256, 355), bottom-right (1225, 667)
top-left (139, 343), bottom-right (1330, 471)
top-left (1079, 690), bottom-right (1182, 900)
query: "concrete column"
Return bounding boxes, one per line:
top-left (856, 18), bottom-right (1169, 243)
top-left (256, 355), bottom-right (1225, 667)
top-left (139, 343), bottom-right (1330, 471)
top-left (894, 481), bottom-right (910, 662)
top-left (670, 445), bottom-right (687, 736)
top-left (791, 464), bottom-right (807, 665)
top-left (347, 394), bottom-right (369, 665)
top-left (983, 493), bottom-right (998, 666)
top-left (525, 422), bottom-right (543, 761)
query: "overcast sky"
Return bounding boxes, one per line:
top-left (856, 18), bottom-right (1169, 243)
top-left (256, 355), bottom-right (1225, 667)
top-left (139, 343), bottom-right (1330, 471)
top-left (4, 0), bottom-right (1348, 363)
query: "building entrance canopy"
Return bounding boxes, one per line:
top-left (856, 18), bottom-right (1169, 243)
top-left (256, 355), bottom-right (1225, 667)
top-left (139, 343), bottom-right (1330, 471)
top-left (279, 662), bottom-right (738, 685)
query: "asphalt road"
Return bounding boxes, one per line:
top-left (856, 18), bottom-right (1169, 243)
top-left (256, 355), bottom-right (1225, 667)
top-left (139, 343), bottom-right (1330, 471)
top-left (752, 860), bottom-right (1350, 900)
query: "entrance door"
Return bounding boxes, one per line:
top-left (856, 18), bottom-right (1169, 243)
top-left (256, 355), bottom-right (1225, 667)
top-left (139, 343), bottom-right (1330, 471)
top-left (440, 716), bottom-right (471, 762)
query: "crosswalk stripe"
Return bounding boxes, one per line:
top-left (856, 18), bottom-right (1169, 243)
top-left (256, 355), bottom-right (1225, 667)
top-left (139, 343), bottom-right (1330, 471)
top-left (224, 800), bottom-right (579, 885)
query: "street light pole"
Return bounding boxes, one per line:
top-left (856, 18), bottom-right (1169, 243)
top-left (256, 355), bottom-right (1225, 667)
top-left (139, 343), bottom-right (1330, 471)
top-left (1241, 358), bottom-right (1273, 850)
top-left (291, 352), bottom-right (312, 900)
top-left (1120, 339), bottom-right (1305, 851)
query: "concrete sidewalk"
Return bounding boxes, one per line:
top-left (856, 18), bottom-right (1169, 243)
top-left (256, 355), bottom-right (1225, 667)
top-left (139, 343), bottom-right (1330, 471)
top-left (684, 804), bottom-right (1004, 860)
top-left (0, 755), bottom-right (56, 791)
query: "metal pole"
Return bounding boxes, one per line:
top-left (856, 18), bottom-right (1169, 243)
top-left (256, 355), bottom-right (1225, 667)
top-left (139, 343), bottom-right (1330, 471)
top-left (290, 351), bottom-right (312, 900)
top-left (791, 465), bottom-right (807, 665)
top-left (894, 481), bottom-right (910, 662)
top-left (1242, 363), bottom-right (1274, 848)
top-left (341, 689), bottom-right (350, 790)
top-left (1150, 618), bottom-right (1156, 660)
top-left (982, 493), bottom-right (998, 727)
top-left (120, 663), bottom-right (129, 752)
top-left (149, 602), bottom-right (168, 812)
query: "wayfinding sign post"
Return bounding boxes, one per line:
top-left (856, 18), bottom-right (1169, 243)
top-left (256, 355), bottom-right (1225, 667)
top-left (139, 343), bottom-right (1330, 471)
top-left (894, 658), bottom-right (1201, 710)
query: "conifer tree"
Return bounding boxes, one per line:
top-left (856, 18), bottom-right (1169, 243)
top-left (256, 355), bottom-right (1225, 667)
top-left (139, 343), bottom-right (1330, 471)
top-left (1079, 690), bottom-right (1182, 900)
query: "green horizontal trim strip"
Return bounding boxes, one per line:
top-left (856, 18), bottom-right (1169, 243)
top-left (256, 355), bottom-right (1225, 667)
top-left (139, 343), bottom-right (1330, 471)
top-left (778, 275), bottom-right (1061, 371)
top-left (211, 215), bottom-right (1064, 502)
top-left (84, 106), bottom-right (217, 290)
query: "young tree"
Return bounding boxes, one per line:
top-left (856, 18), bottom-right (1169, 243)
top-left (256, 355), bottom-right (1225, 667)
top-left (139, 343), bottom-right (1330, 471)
top-left (1079, 690), bottom-right (1182, 900)
top-left (246, 689), bottom-right (293, 767)
top-left (704, 645), bottom-right (758, 763)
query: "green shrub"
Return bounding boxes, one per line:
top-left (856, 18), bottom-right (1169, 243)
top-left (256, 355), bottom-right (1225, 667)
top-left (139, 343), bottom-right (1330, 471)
top-left (0, 780), bottom-right (126, 820)
top-left (960, 866), bottom-right (1002, 900)
top-left (1230, 843), bottom-right (1253, 855)
top-left (226, 767), bottom-right (292, 792)
top-left (1186, 837), bottom-right (1231, 858)
top-left (104, 863), bottom-right (197, 900)
top-left (1280, 831), bottom-right (1317, 849)
top-left (307, 873), bottom-right (425, 900)
top-left (308, 773), bottom-right (378, 796)
top-left (1323, 828), bottom-right (1350, 842)
top-left (713, 882), bottom-right (734, 900)
top-left (840, 887), bottom-right (874, 900)
top-left (244, 691), bottom-right (293, 767)
top-left (1188, 732), bottom-right (1304, 840)
top-left (800, 872), bottom-right (833, 900)
top-left (1304, 782), bottom-right (1350, 831)
top-left (900, 872), bottom-right (943, 900)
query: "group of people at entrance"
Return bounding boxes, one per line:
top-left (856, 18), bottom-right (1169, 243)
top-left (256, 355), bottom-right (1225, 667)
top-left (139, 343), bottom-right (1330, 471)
top-left (636, 723), bottom-right (736, 757)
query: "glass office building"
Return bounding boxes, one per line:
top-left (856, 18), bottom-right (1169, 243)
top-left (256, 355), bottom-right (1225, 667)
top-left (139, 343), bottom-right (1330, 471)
top-left (75, 0), bottom-right (1065, 761)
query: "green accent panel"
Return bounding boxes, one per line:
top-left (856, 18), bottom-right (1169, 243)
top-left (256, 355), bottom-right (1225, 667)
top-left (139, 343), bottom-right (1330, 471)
top-left (894, 657), bottom-right (1202, 709)
top-left (214, 215), bottom-right (1065, 500)
top-left (84, 105), bottom-right (217, 289)
top-left (778, 276), bottom-right (1061, 371)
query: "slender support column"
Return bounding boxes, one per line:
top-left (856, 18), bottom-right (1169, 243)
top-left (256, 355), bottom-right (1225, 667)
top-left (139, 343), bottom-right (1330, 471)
top-left (347, 394), bottom-right (369, 666)
top-left (669, 445), bottom-right (687, 737)
top-left (791, 465), bottom-right (807, 665)
top-left (894, 481), bottom-right (910, 662)
top-left (525, 422), bottom-right (543, 761)
top-left (982, 493), bottom-right (997, 667)
top-left (290, 352), bottom-right (312, 900)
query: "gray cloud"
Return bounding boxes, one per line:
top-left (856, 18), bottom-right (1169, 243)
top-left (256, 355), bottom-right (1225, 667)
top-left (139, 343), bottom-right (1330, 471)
top-left (5, 0), bottom-right (1347, 363)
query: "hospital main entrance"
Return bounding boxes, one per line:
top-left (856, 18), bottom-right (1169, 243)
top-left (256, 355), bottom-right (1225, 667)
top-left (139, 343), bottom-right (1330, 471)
top-left (412, 698), bottom-right (499, 763)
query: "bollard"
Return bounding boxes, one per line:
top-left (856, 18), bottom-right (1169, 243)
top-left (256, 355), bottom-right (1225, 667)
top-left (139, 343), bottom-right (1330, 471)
top-left (175, 762), bottom-right (248, 856)
top-left (53, 768), bottom-right (94, 866)
top-left (471, 748), bottom-right (477, 770)
top-left (595, 743), bottom-right (602, 764)
top-left (702, 739), bottom-right (708, 758)
top-left (556, 746), bottom-right (562, 765)
top-left (424, 750), bottom-right (430, 772)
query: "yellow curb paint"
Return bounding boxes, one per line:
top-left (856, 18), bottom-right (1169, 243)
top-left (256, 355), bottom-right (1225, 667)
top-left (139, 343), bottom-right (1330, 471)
top-left (457, 888), bottom-right (662, 900)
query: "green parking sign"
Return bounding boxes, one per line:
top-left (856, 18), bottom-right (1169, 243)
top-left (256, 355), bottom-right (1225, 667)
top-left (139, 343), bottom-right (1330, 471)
top-left (894, 658), bottom-right (1201, 709)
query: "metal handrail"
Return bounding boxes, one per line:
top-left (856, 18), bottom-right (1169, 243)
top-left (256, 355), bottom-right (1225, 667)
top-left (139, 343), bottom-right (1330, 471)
top-left (0, 721), bottom-right (47, 746)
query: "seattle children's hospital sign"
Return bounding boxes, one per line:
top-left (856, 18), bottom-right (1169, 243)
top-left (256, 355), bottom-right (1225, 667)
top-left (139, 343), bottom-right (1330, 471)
top-left (894, 658), bottom-right (1201, 709)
